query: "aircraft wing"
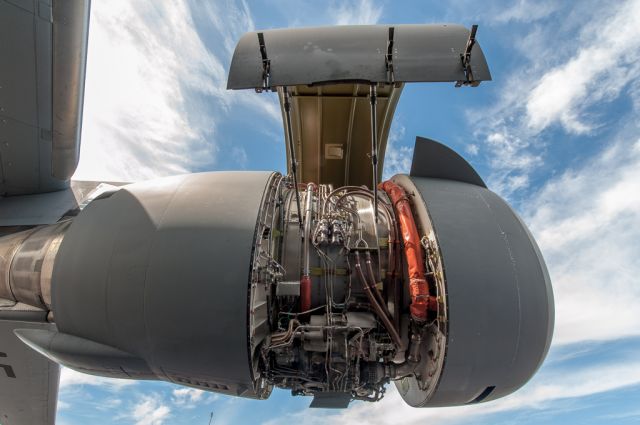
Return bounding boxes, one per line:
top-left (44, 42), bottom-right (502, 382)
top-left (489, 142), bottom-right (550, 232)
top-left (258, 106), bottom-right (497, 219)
top-left (0, 1), bottom-right (91, 423)
top-left (0, 0), bottom-right (90, 196)
top-left (0, 318), bottom-right (59, 425)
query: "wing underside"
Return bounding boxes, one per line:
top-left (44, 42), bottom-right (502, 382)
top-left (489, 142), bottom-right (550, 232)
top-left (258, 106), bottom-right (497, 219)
top-left (0, 318), bottom-right (59, 425)
top-left (0, 1), bottom-right (91, 423)
top-left (0, 0), bottom-right (90, 196)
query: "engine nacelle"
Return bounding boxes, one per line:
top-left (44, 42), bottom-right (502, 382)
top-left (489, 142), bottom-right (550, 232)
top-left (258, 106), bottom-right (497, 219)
top-left (12, 164), bottom-right (553, 408)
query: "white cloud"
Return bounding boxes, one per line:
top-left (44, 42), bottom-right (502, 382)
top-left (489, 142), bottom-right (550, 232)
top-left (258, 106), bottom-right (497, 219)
top-left (201, 0), bottom-right (255, 55)
top-left (470, 0), bottom-right (640, 198)
top-left (465, 0), bottom-right (640, 347)
top-left (273, 357), bottom-right (640, 425)
top-left (525, 0), bottom-right (640, 133)
top-left (382, 122), bottom-right (412, 180)
top-left (59, 367), bottom-right (136, 390)
top-left (231, 146), bottom-right (249, 168)
top-left (330, 0), bottom-right (383, 25)
top-left (465, 143), bottom-right (479, 156)
top-left (97, 398), bottom-right (123, 411)
top-left (130, 394), bottom-right (171, 425)
top-left (171, 387), bottom-right (210, 408)
top-left (483, 128), bottom-right (542, 196)
top-left (73, 0), bottom-right (270, 183)
top-left (525, 136), bottom-right (640, 345)
top-left (74, 0), bottom-right (224, 182)
top-left (492, 0), bottom-right (559, 24)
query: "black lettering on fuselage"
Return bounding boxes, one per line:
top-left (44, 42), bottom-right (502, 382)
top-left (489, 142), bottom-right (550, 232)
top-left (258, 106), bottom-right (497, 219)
top-left (0, 352), bottom-right (16, 378)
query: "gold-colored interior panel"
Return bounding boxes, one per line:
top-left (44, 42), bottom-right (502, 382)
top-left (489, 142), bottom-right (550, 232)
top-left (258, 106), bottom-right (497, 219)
top-left (278, 83), bottom-right (403, 188)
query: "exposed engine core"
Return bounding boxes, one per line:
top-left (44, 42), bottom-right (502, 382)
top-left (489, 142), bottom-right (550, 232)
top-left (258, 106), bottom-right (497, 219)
top-left (4, 166), bottom-right (554, 409)
top-left (250, 176), bottom-right (445, 406)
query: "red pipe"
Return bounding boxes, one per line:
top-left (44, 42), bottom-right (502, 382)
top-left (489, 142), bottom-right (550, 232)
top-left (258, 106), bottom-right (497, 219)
top-left (380, 180), bottom-right (437, 321)
top-left (300, 275), bottom-right (312, 313)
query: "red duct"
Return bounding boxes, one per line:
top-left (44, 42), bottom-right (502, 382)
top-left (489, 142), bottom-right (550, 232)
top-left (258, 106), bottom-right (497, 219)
top-left (380, 180), bottom-right (437, 321)
top-left (300, 275), bottom-right (312, 313)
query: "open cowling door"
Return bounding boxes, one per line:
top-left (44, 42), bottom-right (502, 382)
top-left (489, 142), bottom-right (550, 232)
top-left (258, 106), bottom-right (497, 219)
top-left (227, 24), bottom-right (491, 89)
top-left (226, 24), bottom-right (491, 189)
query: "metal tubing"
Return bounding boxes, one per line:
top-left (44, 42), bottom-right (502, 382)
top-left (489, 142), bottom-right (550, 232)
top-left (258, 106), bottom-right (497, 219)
top-left (302, 183), bottom-right (315, 277)
top-left (283, 88), bottom-right (303, 229)
top-left (354, 252), bottom-right (404, 350)
top-left (301, 183), bottom-right (315, 312)
top-left (369, 84), bottom-right (379, 223)
top-left (364, 251), bottom-right (391, 320)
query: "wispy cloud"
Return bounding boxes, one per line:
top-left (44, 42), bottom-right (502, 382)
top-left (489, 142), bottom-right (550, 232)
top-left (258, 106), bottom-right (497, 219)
top-left (171, 387), bottom-right (217, 408)
top-left (59, 367), bottom-right (136, 391)
top-left (330, 0), bottom-right (383, 25)
top-left (526, 134), bottom-right (640, 345)
top-left (382, 121), bottom-right (412, 179)
top-left (460, 0), bottom-right (640, 349)
top-left (471, 0), bottom-right (640, 198)
top-left (491, 0), bottom-right (560, 24)
top-left (130, 394), bottom-right (171, 425)
top-left (525, 1), bottom-right (640, 133)
top-left (271, 355), bottom-right (640, 425)
top-left (465, 0), bottom-right (640, 348)
top-left (74, 0), bottom-right (271, 183)
top-left (200, 0), bottom-right (255, 55)
top-left (57, 400), bottom-right (71, 410)
top-left (74, 0), bottom-right (224, 182)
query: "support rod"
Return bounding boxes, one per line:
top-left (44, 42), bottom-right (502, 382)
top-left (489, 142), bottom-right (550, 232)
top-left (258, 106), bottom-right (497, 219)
top-left (369, 83), bottom-right (379, 223)
top-left (283, 88), bottom-right (303, 229)
top-left (300, 183), bottom-right (315, 313)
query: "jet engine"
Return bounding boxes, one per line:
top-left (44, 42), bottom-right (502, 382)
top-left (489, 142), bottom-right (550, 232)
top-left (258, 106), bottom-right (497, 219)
top-left (3, 139), bottom-right (553, 408)
top-left (0, 21), bottom-right (553, 411)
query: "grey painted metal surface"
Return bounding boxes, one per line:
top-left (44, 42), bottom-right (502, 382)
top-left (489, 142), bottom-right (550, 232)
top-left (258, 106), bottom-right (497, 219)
top-left (51, 172), bottom-right (274, 396)
top-left (393, 24), bottom-right (490, 83)
top-left (15, 328), bottom-right (155, 380)
top-left (0, 319), bottom-right (59, 425)
top-left (398, 176), bottom-right (554, 406)
top-left (309, 392), bottom-right (352, 408)
top-left (51, 0), bottom-right (90, 180)
top-left (0, 181), bottom-right (122, 226)
top-left (227, 24), bottom-right (491, 89)
top-left (0, 0), bottom-right (89, 196)
top-left (409, 136), bottom-right (486, 187)
top-left (0, 188), bottom-right (78, 225)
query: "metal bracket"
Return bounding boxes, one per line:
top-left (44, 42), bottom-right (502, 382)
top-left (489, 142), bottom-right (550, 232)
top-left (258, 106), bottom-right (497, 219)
top-left (386, 27), bottom-right (395, 84)
top-left (256, 32), bottom-right (271, 92)
top-left (455, 24), bottom-right (479, 87)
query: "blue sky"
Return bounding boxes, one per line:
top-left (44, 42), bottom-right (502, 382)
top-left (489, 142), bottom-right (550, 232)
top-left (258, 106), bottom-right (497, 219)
top-left (64, 0), bottom-right (640, 424)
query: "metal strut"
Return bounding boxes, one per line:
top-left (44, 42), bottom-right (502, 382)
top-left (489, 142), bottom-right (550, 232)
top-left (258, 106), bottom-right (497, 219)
top-left (369, 83), bottom-right (379, 223)
top-left (385, 27), bottom-right (395, 83)
top-left (283, 88), bottom-right (303, 229)
top-left (257, 32), bottom-right (271, 92)
top-left (455, 24), bottom-right (479, 87)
